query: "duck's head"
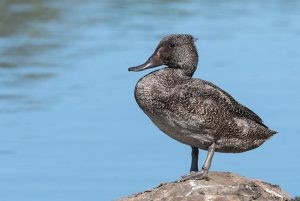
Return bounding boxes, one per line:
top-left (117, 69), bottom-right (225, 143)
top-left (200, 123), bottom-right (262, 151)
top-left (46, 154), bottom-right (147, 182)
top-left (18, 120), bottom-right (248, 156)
top-left (128, 34), bottom-right (198, 77)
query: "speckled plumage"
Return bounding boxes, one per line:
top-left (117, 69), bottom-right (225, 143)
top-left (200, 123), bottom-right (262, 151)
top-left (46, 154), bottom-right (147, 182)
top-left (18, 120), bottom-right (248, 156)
top-left (129, 34), bottom-right (276, 178)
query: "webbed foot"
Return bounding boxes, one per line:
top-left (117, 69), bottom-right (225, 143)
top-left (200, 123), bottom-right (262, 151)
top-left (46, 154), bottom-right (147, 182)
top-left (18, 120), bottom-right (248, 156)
top-left (180, 170), bottom-right (208, 181)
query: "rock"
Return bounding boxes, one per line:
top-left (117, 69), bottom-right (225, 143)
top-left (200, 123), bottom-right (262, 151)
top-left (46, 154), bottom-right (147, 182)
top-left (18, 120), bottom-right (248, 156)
top-left (118, 172), bottom-right (291, 201)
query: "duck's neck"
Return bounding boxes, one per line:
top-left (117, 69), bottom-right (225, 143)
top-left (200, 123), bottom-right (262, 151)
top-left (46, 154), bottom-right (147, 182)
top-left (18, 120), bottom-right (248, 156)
top-left (175, 47), bottom-right (198, 77)
top-left (180, 63), bottom-right (197, 77)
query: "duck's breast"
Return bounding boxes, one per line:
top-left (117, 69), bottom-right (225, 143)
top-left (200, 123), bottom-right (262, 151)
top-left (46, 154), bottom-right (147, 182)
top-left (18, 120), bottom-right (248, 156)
top-left (134, 69), bottom-right (181, 115)
top-left (134, 70), bottom-right (215, 149)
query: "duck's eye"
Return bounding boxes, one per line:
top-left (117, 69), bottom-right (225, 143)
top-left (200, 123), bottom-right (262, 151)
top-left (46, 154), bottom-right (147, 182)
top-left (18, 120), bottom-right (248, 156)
top-left (169, 43), bottom-right (175, 48)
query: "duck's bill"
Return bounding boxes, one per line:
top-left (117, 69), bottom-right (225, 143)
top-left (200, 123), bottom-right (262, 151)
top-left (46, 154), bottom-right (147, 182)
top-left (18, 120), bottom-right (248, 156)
top-left (128, 53), bottom-right (163, 72)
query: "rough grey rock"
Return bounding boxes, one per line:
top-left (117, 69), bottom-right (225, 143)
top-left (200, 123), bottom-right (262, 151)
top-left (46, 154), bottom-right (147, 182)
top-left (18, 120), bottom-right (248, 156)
top-left (118, 172), bottom-right (291, 201)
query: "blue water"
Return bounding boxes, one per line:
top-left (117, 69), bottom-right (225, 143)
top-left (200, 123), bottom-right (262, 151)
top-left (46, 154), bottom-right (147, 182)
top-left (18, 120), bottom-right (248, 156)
top-left (0, 1), bottom-right (299, 200)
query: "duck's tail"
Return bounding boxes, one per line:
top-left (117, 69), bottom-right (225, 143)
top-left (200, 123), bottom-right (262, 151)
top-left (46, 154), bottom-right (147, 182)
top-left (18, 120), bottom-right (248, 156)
top-left (264, 129), bottom-right (277, 140)
top-left (270, 130), bottom-right (278, 135)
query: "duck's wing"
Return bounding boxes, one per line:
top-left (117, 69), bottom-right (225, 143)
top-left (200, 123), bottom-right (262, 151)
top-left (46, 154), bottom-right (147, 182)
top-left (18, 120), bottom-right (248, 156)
top-left (190, 79), bottom-right (266, 127)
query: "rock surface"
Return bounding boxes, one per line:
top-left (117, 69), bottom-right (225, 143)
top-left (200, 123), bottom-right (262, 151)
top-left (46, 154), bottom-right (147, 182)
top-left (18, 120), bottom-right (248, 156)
top-left (118, 172), bottom-right (291, 201)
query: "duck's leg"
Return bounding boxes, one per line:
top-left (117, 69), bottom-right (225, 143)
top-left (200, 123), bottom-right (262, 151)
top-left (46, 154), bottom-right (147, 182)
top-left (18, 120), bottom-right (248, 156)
top-left (190, 146), bottom-right (199, 172)
top-left (181, 143), bottom-right (216, 181)
top-left (199, 143), bottom-right (215, 178)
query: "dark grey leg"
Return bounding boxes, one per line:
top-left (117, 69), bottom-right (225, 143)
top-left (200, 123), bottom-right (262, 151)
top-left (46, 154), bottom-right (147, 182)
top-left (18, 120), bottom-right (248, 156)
top-left (181, 143), bottom-right (216, 181)
top-left (190, 146), bottom-right (199, 172)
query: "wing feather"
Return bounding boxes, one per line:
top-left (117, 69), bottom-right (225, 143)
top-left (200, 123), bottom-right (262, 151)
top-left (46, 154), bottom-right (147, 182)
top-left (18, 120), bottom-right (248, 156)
top-left (188, 79), bottom-right (267, 127)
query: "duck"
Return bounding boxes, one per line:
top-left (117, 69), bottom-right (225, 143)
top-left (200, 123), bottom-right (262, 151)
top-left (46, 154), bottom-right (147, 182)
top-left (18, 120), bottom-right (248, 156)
top-left (128, 34), bottom-right (276, 180)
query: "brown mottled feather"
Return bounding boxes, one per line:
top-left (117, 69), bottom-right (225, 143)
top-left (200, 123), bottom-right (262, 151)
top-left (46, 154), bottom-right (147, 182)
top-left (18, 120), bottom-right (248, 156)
top-left (131, 34), bottom-right (276, 154)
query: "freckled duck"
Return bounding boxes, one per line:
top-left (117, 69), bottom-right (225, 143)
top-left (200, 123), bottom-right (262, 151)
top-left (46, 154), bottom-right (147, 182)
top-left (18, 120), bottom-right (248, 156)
top-left (128, 34), bottom-right (276, 180)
